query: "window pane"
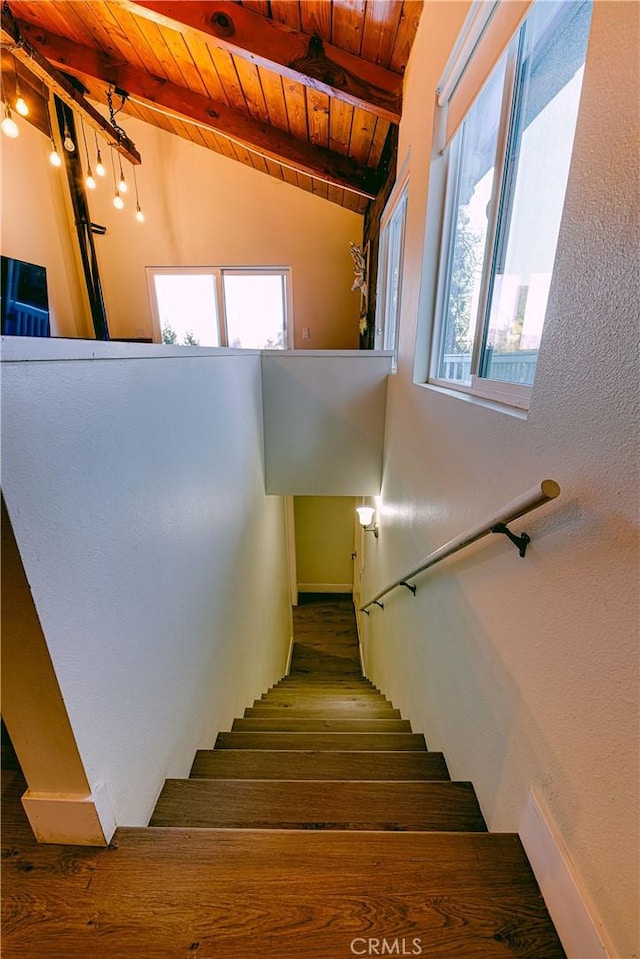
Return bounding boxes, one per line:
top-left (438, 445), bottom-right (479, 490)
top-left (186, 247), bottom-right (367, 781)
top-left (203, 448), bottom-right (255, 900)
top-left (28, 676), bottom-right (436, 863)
top-left (436, 55), bottom-right (508, 384)
top-left (481, 1), bottom-right (592, 385)
top-left (153, 273), bottom-right (219, 346)
top-left (223, 273), bottom-right (287, 350)
top-left (383, 191), bottom-right (407, 351)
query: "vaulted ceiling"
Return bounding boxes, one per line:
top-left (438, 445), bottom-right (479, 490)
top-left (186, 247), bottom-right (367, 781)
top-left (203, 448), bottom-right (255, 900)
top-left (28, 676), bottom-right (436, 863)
top-left (3, 1), bottom-right (422, 212)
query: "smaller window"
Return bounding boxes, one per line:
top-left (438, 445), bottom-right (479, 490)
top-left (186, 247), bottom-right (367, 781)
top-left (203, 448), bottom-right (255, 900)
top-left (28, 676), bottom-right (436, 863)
top-left (150, 269), bottom-right (220, 347)
top-left (375, 182), bottom-right (408, 355)
top-left (147, 267), bottom-right (292, 349)
top-left (223, 271), bottom-right (287, 349)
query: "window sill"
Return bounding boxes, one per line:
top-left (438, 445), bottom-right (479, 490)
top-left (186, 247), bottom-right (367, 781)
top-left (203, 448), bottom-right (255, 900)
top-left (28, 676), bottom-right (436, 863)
top-left (415, 380), bottom-right (529, 420)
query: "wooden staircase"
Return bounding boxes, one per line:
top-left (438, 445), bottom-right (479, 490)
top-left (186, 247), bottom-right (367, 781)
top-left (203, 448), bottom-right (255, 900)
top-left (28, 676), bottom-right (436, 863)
top-left (140, 595), bottom-right (565, 957)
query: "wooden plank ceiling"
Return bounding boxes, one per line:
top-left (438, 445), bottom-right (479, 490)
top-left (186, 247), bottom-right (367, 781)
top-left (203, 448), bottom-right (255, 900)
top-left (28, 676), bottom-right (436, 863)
top-left (4, 1), bottom-right (422, 212)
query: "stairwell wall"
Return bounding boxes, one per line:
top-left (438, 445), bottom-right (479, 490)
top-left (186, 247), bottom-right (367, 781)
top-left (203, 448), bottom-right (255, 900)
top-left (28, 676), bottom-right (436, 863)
top-left (1, 340), bottom-right (292, 828)
top-left (360, 4), bottom-right (639, 957)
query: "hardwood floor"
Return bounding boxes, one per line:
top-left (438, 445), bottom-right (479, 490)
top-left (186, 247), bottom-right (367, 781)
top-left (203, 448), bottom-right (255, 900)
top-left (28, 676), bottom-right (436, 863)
top-left (1, 594), bottom-right (565, 957)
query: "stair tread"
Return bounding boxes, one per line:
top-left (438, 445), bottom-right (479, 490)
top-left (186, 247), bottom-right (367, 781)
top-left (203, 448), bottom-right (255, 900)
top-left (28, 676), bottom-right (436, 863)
top-left (150, 779), bottom-right (487, 831)
top-left (232, 718), bottom-right (412, 732)
top-left (75, 827), bottom-right (561, 958)
top-left (261, 693), bottom-right (389, 702)
top-left (245, 706), bottom-right (403, 719)
top-left (252, 698), bottom-right (396, 709)
top-left (216, 732), bottom-right (427, 751)
top-left (191, 749), bottom-right (450, 780)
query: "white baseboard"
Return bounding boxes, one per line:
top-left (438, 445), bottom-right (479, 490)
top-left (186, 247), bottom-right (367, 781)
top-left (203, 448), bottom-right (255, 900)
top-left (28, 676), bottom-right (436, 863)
top-left (519, 789), bottom-right (613, 958)
top-left (22, 780), bottom-right (116, 846)
top-left (297, 583), bottom-right (353, 593)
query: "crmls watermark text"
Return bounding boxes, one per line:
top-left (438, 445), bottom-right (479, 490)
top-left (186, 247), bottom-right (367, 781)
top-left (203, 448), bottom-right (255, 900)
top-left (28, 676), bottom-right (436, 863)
top-left (350, 938), bottom-right (423, 956)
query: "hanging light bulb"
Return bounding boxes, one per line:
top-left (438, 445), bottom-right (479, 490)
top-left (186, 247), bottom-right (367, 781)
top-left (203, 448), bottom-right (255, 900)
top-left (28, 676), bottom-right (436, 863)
top-left (14, 63), bottom-right (28, 116)
top-left (80, 118), bottom-right (96, 189)
top-left (1, 101), bottom-right (19, 138)
top-left (49, 139), bottom-right (62, 166)
top-left (110, 147), bottom-right (124, 208)
top-left (133, 164), bottom-right (145, 223)
top-left (63, 118), bottom-right (75, 152)
top-left (94, 132), bottom-right (106, 176)
top-left (117, 156), bottom-right (128, 193)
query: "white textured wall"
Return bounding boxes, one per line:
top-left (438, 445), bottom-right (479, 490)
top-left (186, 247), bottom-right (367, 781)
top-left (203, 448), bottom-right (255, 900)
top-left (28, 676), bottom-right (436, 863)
top-left (361, 4), bottom-right (639, 957)
top-left (262, 351), bottom-right (392, 495)
top-left (1, 339), bottom-right (292, 826)
top-left (84, 117), bottom-right (362, 349)
top-left (0, 116), bottom-right (91, 337)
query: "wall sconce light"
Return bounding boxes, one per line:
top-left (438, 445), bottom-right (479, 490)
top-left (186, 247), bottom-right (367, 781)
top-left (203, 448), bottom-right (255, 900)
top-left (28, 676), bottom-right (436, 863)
top-left (356, 505), bottom-right (378, 538)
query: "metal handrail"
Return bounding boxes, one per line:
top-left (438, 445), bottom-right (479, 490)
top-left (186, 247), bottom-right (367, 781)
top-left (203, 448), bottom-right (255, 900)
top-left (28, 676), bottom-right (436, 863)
top-left (361, 479), bottom-right (561, 612)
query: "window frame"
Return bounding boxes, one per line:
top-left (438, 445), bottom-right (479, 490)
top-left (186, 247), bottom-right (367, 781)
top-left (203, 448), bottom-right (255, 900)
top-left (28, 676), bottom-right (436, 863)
top-left (375, 168), bottom-right (409, 360)
top-left (146, 266), bottom-right (293, 350)
top-left (422, 1), bottom-right (589, 411)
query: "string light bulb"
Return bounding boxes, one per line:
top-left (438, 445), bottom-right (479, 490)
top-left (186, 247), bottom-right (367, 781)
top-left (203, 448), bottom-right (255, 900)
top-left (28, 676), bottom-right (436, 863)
top-left (94, 132), bottom-right (106, 176)
top-left (110, 147), bottom-right (124, 209)
top-left (1, 101), bottom-right (19, 138)
top-left (14, 65), bottom-right (28, 117)
top-left (49, 139), bottom-right (62, 166)
top-left (80, 118), bottom-right (96, 189)
top-left (62, 119), bottom-right (75, 152)
top-left (133, 164), bottom-right (145, 223)
top-left (117, 156), bottom-right (128, 193)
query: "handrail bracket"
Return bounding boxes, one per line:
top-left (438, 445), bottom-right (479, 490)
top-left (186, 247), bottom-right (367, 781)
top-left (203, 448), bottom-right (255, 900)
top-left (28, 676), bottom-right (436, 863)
top-left (491, 523), bottom-right (530, 558)
top-left (399, 581), bottom-right (417, 595)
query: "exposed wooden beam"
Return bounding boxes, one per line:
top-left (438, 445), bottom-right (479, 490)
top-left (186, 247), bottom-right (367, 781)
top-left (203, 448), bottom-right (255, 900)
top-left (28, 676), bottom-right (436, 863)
top-left (0, 18), bottom-right (141, 164)
top-left (0, 49), bottom-right (50, 138)
top-left (17, 21), bottom-right (381, 198)
top-left (116, 0), bottom-right (403, 123)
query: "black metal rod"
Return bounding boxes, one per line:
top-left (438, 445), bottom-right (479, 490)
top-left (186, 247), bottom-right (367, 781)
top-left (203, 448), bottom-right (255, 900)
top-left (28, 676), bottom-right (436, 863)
top-left (54, 96), bottom-right (109, 340)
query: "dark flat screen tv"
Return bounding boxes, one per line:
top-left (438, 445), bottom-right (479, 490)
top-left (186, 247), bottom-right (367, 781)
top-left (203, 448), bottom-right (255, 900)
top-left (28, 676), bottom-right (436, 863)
top-left (1, 256), bottom-right (51, 337)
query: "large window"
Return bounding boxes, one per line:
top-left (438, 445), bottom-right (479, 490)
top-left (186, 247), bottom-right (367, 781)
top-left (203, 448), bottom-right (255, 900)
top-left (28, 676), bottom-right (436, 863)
top-left (147, 267), bottom-right (291, 349)
top-left (427, 1), bottom-right (592, 408)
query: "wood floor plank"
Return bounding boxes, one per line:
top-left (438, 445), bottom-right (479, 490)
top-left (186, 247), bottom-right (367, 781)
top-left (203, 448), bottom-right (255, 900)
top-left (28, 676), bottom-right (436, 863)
top-left (150, 779), bottom-right (487, 831)
top-left (215, 731), bottom-right (427, 751)
top-left (231, 717), bottom-right (412, 732)
top-left (190, 749), bottom-right (450, 781)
